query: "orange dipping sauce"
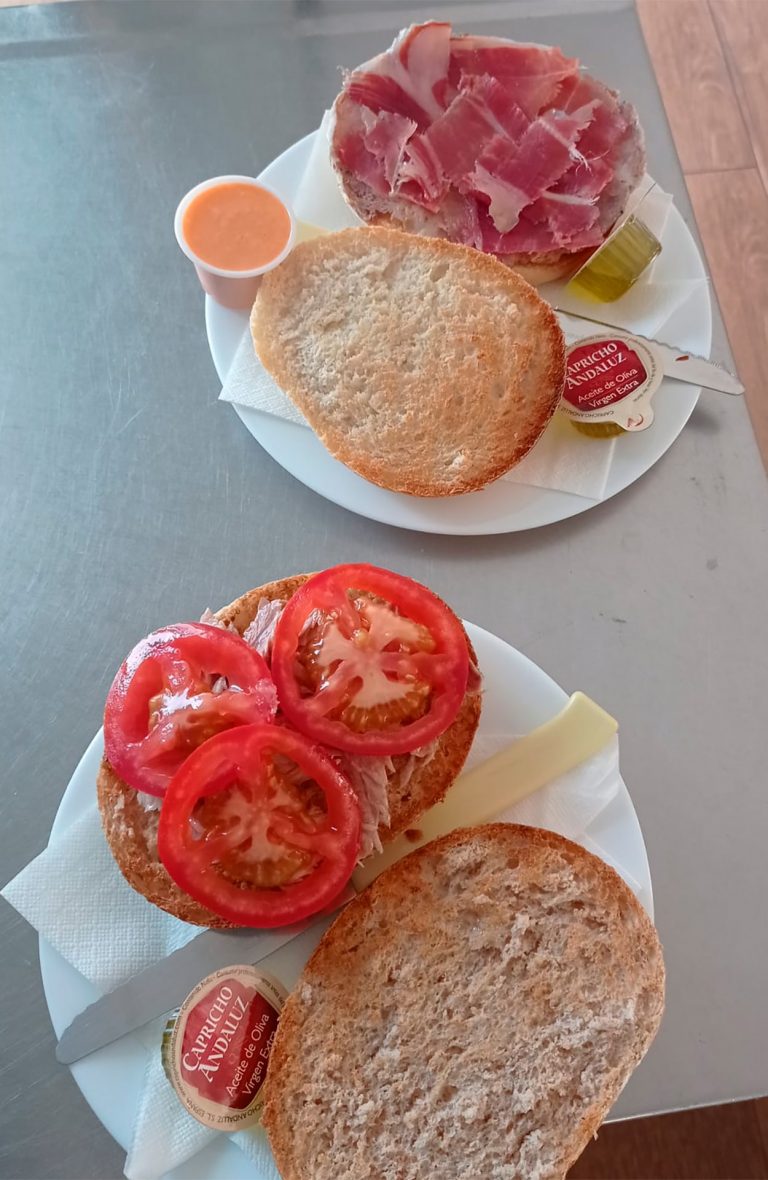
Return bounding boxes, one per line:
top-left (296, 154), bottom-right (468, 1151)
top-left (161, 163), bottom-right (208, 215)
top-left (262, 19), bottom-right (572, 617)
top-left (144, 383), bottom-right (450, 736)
top-left (182, 182), bottom-right (292, 272)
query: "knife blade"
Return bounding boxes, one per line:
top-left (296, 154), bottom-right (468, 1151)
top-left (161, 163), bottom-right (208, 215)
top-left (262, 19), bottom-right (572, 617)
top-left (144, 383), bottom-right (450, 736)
top-left (54, 900), bottom-right (352, 1065)
top-left (56, 691), bottom-right (616, 1064)
top-left (555, 309), bottom-right (744, 396)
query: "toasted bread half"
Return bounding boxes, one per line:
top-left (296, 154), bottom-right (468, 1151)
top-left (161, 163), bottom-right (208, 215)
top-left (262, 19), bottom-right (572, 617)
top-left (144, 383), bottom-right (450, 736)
top-left (263, 824), bottom-right (665, 1180)
top-left (97, 574), bottom-right (482, 927)
top-left (251, 227), bottom-right (565, 496)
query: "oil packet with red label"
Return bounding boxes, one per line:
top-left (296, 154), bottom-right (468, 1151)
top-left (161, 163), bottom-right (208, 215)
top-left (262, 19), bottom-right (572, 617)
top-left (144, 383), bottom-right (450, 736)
top-left (560, 333), bottom-right (664, 431)
top-left (162, 964), bottom-right (287, 1131)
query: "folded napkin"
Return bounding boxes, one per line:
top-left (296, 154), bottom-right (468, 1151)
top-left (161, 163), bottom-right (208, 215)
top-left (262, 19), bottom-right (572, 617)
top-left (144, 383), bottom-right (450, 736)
top-left (220, 121), bottom-right (707, 502)
top-left (3, 729), bottom-right (630, 1180)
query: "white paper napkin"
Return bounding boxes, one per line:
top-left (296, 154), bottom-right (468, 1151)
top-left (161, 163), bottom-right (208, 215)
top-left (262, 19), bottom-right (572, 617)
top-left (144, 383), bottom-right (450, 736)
top-left (2, 805), bottom-right (201, 992)
top-left (292, 112), bottom-right (362, 231)
top-left (2, 731), bottom-right (628, 1180)
top-left (220, 123), bottom-right (706, 502)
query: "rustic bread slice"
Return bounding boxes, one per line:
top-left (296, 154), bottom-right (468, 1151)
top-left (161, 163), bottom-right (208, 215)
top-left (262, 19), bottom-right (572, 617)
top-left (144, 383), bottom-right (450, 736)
top-left (97, 574), bottom-right (481, 927)
top-left (251, 227), bottom-right (565, 496)
top-left (263, 823), bottom-right (665, 1180)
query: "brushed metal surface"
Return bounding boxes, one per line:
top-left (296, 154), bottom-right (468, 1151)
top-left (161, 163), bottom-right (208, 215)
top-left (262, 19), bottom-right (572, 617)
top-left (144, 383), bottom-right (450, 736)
top-left (1, 2), bottom-right (767, 1177)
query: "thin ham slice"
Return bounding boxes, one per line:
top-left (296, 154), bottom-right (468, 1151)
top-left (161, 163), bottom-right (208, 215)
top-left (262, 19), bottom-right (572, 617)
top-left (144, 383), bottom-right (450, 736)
top-left (525, 191), bottom-right (603, 249)
top-left (420, 80), bottom-right (529, 189)
top-left (362, 109), bottom-right (417, 190)
top-left (479, 204), bottom-right (565, 255)
top-left (576, 100), bottom-right (628, 163)
top-left (398, 134), bottom-right (448, 209)
top-left (448, 37), bottom-right (578, 116)
top-left (553, 155), bottom-right (614, 201)
top-left (346, 21), bottom-right (451, 127)
top-left (436, 188), bottom-right (483, 250)
top-left (421, 92), bottom-right (503, 186)
top-left (334, 102), bottom-right (390, 197)
top-left (558, 72), bottom-right (604, 112)
top-left (457, 74), bottom-right (531, 141)
top-left (483, 207), bottom-right (603, 255)
top-left (472, 105), bottom-right (597, 233)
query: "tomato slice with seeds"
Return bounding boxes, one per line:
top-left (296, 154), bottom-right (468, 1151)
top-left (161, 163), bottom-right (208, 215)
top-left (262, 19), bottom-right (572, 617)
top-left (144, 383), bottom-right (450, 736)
top-left (271, 564), bottom-right (469, 756)
top-left (104, 623), bottom-right (277, 798)
top-left (157, 724), bottom-right (361, 928)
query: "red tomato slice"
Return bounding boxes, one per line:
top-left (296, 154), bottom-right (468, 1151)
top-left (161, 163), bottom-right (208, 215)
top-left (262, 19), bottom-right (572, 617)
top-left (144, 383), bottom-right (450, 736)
top-left (104, 623), bottom-right (277, 797)
top-left (271, 564), bottom-right (469, 756)
top-left (157, 724), bottom-right (361, 927)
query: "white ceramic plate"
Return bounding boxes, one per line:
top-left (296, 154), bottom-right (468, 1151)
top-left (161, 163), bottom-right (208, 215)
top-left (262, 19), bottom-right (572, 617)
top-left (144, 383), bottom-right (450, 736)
top-left (40, 622), bottom-right (652, 1177)
top-left (207, 130), bottom-right (712, 535)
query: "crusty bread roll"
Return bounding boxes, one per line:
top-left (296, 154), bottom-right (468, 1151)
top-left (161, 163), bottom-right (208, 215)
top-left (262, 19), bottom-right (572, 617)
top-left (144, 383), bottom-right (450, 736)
top-left (263, 823), bottom-right (665, 1180)
top-left (329, 25), bottom-right (647, 286)
top-left (97, 574), bottom-right (481, 928)
top-left (251, 227), bottom-right (565, 496)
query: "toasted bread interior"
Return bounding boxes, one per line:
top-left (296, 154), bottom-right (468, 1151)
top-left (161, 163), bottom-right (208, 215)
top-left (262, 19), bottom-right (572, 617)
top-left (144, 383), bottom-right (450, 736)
top-left (251, 227), bottom-right (565, 496)
top-left (264, 823), bottom-right (665, 1180)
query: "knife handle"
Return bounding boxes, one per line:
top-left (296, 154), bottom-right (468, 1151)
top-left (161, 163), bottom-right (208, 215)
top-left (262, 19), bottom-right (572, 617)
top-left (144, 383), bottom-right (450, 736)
top-left (352, 692), bottom-right (617, 890)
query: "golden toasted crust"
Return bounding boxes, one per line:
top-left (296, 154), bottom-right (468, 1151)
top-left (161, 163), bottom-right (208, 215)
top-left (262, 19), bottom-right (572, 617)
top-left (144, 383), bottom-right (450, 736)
top-left (98, 573), bottom-right (481, 927)
top-left (263, 824), bottom-right (665, 1180)
top-left (97, 763), bottom-right (230, 927)
top-left (251, 227), bottom-right (565, 497)
top-left (497, 247), bottom-right (592, 285)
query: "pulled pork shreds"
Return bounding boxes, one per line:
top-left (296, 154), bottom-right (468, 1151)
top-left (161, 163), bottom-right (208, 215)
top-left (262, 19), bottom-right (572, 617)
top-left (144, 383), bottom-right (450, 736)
top-left (137, 791), bottom-right (162, 812)
top-left (199, 600), bottom-right (284, 679)
top-left (396, 738), bottom-right (440, 793)
top-left (242, 598), bottom-right (286, 660)
top-left (337, 739), bottom-right (440, 859)
top-left (336, 753), bottom-right (395, 859)
top-left (199, 607), bottom-right (238, 633)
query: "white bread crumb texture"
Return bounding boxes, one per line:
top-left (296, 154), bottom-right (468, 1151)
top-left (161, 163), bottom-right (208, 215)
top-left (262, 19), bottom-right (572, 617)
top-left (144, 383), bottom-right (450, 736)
top-left (252, 229), bottom-right (564, 495)
top-left (266, 826), bottom-right (663, 1180)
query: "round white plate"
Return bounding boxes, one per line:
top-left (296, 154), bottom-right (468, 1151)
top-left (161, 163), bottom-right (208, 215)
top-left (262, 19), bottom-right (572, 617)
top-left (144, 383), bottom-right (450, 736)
top-left (40, 623), bottom-right (652, 1176)
top-left (207, 130), bottom-right (711, 535)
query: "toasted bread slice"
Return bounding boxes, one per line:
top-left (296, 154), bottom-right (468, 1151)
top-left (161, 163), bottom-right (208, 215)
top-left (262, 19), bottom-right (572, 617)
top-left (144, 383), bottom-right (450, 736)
top-left (251, 227), bottom-right (565, 496)
top-left (263, 823), bottom-right (665, 1180)
top-left (97, 574), bottom-right (481, 927)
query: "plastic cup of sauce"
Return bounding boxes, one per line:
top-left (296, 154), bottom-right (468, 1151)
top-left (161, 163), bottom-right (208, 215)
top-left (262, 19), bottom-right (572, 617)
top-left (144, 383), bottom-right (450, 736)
top-left (174, 175), bottom-right (295, 309)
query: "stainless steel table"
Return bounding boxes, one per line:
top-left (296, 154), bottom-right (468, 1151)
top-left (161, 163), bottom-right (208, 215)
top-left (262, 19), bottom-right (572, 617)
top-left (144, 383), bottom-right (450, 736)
top-left (1, 2), bottom-right (766, 1177)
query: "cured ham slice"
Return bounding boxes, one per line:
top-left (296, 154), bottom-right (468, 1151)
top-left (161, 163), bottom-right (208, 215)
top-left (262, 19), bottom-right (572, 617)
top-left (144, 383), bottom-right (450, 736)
top-left (553, 156), bottom-right (614, 201)
top-left (362, 110), bottom-right (417, 190)
top-left (471, 105), bottom-right (597, 232)
top-left (333, 102), bottom-right (390, 197)
top-left (435, 189), bottom-right (483, 251)
top-left (331, 21), bottom-right (645, 275)
top-left (397, 134), bottom-right (447, 208)
top-left (420, 80), bottom-right (530, 190)
top-left (447, 37), bottom-right (578, 116)
top-left (458, 74), bottom-right (533, 141)
top-left (345, 21), bottom-right (451, 127)
top-left (525, 192), bottom-right (603, 250)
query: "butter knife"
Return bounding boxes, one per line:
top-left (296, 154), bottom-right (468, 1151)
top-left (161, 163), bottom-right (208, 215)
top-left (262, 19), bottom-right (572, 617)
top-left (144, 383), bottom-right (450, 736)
top-left (56, 691), bottom-right (617, 1064)
top-left (555, 309), bottom-right (744, 396)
